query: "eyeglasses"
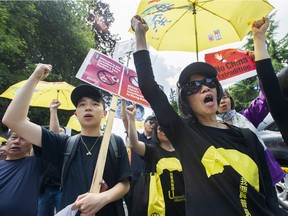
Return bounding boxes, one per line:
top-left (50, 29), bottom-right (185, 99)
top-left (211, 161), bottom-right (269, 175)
top-left (182, 77), bottom-right (219, 96)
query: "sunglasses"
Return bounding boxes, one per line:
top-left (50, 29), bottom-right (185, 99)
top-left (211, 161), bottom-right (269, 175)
top-left (182, 77), bottom-right (218, 96)
top-left (148, 120), bottom-right (157, 125)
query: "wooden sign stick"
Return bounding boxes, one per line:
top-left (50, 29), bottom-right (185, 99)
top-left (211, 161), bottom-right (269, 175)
top-left (89, 94), bottom-right (118, 193)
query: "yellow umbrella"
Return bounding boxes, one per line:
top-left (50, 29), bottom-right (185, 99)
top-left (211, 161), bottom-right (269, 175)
top-left (0, 136), bottom-right (7, 145)
top-left (66, 114), bottom-right (81, 132)
top-left (0, 80), bottom-right (76, 110)
top-left (133, 0), bottom-right (274, 61)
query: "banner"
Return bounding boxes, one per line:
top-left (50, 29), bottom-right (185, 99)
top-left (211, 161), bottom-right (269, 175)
top-left (113, 39), bottom-right (136, 60)
top-left (205, 48), bottom-right (256, 86)
top-left (114, 99), bottom-right (145, 122)
top-left (76, 49), bottom-right (150, 107)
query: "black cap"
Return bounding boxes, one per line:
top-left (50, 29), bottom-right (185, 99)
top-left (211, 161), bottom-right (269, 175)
top-left (71, 84), bottom-right (104, 107)
top-left (178, 62), bottom-right (217, 87)
top-left (145, 115), bottom-right (156, 122)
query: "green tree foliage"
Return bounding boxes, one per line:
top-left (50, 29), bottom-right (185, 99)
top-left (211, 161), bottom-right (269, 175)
top-left (0, 1), bottom-right (38, 85)
top-left (229, 12), bottom-right (288, 111)
top-left (169, 88), bottom-right (179, 114)
top-left (0, 0), bottom-right (117, 134)
top-left (87, 0), bottom-right (120, 56)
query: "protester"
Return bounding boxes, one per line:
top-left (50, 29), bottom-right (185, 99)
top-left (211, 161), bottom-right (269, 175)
top-left (239, 83), bottom-right (269, 128)
top-left (135, 104), bottom-right (145, 122)
top-left (0, 131), bottom-right (48, 216)
top-left (125, 104), bottom-right (185, 216)
top-left (37, 99), bottom-right (64, 216)
top-left (0, 144), bottom-right (7, 160)
top-left (252, 16), bottom-right (288, 144)
top-left (2, 64), bottom-right (131, 216)
top-left (130, 15), bottom-right (286, 215)
top-left (217, 90), bottom-right (286, 185)
top-left (121, 99), bottom-right (156, 215)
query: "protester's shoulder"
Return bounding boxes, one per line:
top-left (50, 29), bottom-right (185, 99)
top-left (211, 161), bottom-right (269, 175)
top-left (111, 134), bottom-right (125, 147)
top-left (144, 143), bottom-right (156, 155)
top-left (235, 112), bottom-right (248, 121)
top-left (23, 156), bottom-right (42, 166)
top-left (41, 126), bottom-right (69, 142)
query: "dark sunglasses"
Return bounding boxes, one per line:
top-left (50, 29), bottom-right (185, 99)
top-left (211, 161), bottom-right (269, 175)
top-left (182, 77), bottom-right (218, 96)
top-left (148, 120), bottom-right (157, 125)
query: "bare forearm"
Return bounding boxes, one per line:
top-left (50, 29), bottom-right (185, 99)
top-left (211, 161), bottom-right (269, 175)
top-left (3, 77), bottom-right (38, 126)
top-left (253, 34), bottom-right (269, 61)
top-left (128, 115), bottom-right (145, 156)
top-left (2, 64), bottom-right (52, 147)
top-left (102, 179), bottom-right (130, 203)
top-left (135, 30), bottom-right (148, 51)
top-left (49, 110), bottom-right (60, 132)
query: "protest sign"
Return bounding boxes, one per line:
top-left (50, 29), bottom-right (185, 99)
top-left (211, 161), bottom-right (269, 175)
top-left (76, 49), bottom-right (150, 107)
top-left (113, 39), bottom-right (136, 60)
top-left (205, 48), bottom-right (256, 86)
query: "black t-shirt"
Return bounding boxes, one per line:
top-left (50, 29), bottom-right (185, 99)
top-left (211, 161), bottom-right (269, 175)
top-left (133, 50), bottom-right (286, 216)
top-left (0, 157), bottom-right (47, 216)
top-left (130, 132), bottom-right (152, 183)
top-left (144, 144), bottom-right (185, 216)
top-left (41, 128), bottom-right (131, 216)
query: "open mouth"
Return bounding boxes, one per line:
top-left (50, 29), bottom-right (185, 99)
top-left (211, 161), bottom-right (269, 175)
top-left (10, 146), bottom-right (20, 151)
top-left (204, 94), bottom-right (214, 104)
top-left (220, 104), bottom-right (227, 109)
top-left (84, 114), bottom-right (93, 118)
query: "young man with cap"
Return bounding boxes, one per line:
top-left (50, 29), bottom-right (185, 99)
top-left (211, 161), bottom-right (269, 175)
top-left (2, 64), bottom-right (131, 216)
top-left (130, 15), bottom-right (286, 215)
top-left (121, 99), bottom-right (157, 215)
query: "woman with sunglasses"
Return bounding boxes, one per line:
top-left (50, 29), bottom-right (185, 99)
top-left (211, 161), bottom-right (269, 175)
top-left (131, 15), bottom-right (286, 215)
top-left (124, 104), bottom-right (185, 216)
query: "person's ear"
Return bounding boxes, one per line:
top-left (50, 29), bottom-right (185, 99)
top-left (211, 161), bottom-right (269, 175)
top-left (103, 110), bottom-right (108, 117)
top-left (74, 111), bottom-right (77, 117)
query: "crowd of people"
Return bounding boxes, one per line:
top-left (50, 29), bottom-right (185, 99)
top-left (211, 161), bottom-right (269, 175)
top-left (0, 16), bottom-right (287, 216)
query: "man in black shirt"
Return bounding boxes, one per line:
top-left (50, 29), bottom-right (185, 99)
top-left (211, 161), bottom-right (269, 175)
top-left (121, 99), bottom-right (156, 215)
top-left (2, 64), bottom-right (131, 216)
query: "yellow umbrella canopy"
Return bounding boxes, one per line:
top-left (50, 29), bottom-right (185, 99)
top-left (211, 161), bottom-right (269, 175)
top-left (0, 136), bottom-right (7, 145)
top-left (0, 80), bottom-right (76, 110)
top-left (66, 114), bottom-right (81, 132)
top-left (134, 0), bottom-right (274, 60)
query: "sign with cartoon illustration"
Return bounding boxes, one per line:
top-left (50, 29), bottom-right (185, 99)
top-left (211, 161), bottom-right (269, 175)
top-left (76, 49), bottom-right (150, 107)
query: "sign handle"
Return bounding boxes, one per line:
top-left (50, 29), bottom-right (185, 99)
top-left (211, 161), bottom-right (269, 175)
top-left (89, 94), bottom-right (118, 193)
